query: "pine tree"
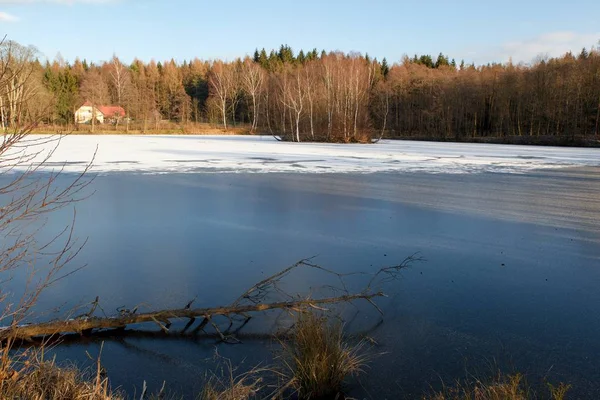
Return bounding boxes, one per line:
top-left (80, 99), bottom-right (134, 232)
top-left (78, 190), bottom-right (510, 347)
top-left (381, 57), bottom-right (390, 77)
top-left (253, 49), bottom-right (260, 63)
top-left (419, 54), bottom-right (434, 68)
top-left (579, 47), bottom-right (589, 59)
top-left (43, 66), bottom-right (79, 124)
top-left (435, 52), bottom-right (449, 68)
top-left (268, 50), bottom-right (280, 69)
top-left (258, 48), bottom-right (268, 68)
top-left (460, 59), bottom-right (465, 70)
top-left (278, 44), bottom-right (294, 63)
top-left (451, 58), bottom-right (457, 69)
top-left (297, 49), bottom-right (306, 64)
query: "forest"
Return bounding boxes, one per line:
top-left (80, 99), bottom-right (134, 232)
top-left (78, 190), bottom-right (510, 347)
top-left (2, 41), bottom-right (600, 143)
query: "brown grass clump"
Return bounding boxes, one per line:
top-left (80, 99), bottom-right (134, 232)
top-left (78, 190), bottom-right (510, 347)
top-left (427, 373), bottom-right (571, 400)
top-left (278, 312), bottom-right (368, 399)
top-left (546, 382), bottom-right (571, 400)
top-left (199, 358), bottom-right (263, 400)
top-left (199, 377), bottom-right (260, 400)
top-left (0, 357), bottom-right (123, 400)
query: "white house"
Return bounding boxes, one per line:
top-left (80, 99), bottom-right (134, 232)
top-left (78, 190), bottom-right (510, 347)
top-left (75, 101), bottom-right (126, 124)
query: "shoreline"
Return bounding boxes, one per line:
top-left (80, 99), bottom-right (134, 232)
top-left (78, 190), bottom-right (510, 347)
top-left (29, 129), bottom-right (600, 148)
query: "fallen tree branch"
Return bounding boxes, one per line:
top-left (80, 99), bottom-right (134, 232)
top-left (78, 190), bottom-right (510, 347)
top-left (0, 292), bottom-right (384, 342)
top-left (1, 254), bottom-right (421, 344)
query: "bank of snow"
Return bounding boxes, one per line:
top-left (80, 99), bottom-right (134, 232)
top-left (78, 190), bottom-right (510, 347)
top-left (14, 135), bottom-right (600, 174)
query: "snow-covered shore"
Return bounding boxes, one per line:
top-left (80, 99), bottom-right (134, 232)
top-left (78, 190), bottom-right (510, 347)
top-left (11, 135), bottom-right (600, 174)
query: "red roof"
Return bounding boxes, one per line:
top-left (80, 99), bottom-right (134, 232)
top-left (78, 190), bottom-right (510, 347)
top-left (81, 101), bottom-right (126, 118)
top-left (97, 106), bottom-right (126, 118)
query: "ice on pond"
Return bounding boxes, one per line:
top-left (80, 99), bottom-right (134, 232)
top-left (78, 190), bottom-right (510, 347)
top-left (11, 134), bottom-right (600, 174)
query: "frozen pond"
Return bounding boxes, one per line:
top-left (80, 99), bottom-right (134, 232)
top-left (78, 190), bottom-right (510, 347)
top-left (14, 134), bottom-right (600, 174)
top-left (3, 136), bottom-right (600, 398)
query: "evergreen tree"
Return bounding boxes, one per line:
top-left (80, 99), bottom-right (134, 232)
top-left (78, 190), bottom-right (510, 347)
top-left (460, 59), bottom-right (465, 70)
top-left (380, 57), bottom-right (390, 77)
top-left (268, 50), bottom-right (280, 69)
top-left (297, 49), bottom-right (306, 64)
top-left (43, 67), bottom-right (79, 124)
top-left (435, 52), bottom-right (450, 68)
top-left (419, 54), bottom-right (434, 68)
top-left (278, 44), bottom-right (294, 63)
top-left (451, 58), bottom-right (457, 69)
top-left (579, 47), bottom-right (589, 59)
top-left (258, 48), bottom-right (268, 68)
top-left (253, 49), bottom-right (260, 63)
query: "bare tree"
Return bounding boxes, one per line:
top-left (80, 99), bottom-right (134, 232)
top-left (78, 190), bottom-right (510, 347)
top-left (0, 37), bottom-right (92, 360)
top-left (372, 78), bottom-right (391, 142)
top-left (303, 60), bottom-right (321, 140)
top-left (209, 61), bottom-right (234, 130)
top-left (240, 58), bottom-right (265, 133)
top-left (0, 40), bottom-right (38, 130)
top-left (228, 61), bottom-right (243, 127)
top-left (322, 54), bottom-right (336, 140)
top-left (79, 70), bottom-right (109, 132)
top-left (108, 55), bottom-right (130, 107)
top-left (280, 66), bottom-right (306, 142)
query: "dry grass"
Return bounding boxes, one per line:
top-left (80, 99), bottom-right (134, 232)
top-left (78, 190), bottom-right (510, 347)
top-left (278, 312), bottom-right (369, 399)
top-left (427, 373), bottom-right (571, 400)
top-left (0, 345), bottom-right (573, 400)
top-left (198, 355), bottom-right (264, 400)
top-left (546, 382), bottom-right (571, 400)
top-left (31, 122), bottom-right (252, 136)
top-left (199, 377), bottom-right (260, 400)
top-left (0, 356), bottom-right (123, 400)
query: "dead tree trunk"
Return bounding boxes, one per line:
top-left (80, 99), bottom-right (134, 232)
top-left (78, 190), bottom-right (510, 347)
top-left (0, 256), bottom-right (419, 344)
top-left (1, 293), bottom-right (383, 342)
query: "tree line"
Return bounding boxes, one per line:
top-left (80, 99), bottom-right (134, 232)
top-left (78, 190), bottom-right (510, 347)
top-left (2, 40), bottom-right (599, 142)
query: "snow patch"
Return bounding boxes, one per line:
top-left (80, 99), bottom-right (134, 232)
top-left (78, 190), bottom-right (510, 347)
top-left (10, 135), bottom-right (600, 175)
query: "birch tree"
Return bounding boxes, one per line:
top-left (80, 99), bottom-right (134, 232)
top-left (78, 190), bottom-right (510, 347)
top-left (282, 66), bottom-right (305, 142)
top-left (0, 41), bottom-right (38, 129)
top-left (208, 61), bottom-right (234, 129)
top-left (241, 58), bottom-right (265, 132)
top-left (79, 70), bottom-right (109, 132)
top-left (108, 55), bottom-right (130, 106)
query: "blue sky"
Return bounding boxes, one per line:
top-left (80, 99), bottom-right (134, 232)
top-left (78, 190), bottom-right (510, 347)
top-left (0, 0), bottom-right (599, 65)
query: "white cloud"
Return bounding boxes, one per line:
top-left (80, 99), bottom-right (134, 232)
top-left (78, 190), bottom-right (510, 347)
top-left (471, 31), bottom-right (600, 65)
top-left (0, 10), bottom-right (18, 20)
